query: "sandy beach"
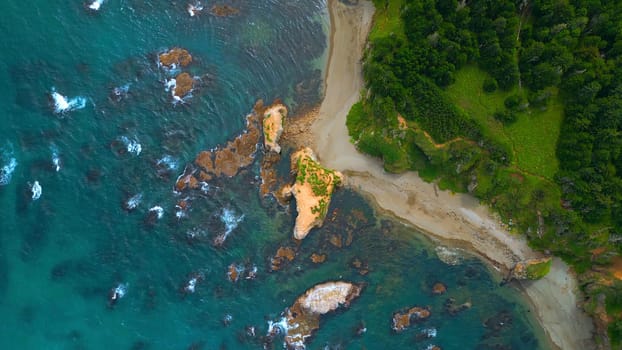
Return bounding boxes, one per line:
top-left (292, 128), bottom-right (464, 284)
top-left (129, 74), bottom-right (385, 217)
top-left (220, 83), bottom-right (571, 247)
top-left (308, 0), bottom-right (596, 348)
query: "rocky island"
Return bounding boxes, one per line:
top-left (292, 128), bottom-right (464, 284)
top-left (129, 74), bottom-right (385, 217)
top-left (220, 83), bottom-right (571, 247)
top-left (283, 147), bottom-right (343, 240)
top-left (262, 103), bottom-right (287, 154)
top-left (274, 281), bottom-right (362, 349)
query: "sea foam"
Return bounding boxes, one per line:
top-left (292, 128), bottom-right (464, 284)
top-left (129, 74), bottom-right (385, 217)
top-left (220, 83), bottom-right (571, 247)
top-left (51, 88), bottom-right (86, 114)
top-left (120, 136), bottom-right (142, 156)
top-left (0, 147), bottom-right (17, 186)
top-left (51, 146), bottom-right (61, 172)
top-left (149, 206), bottom-right (164, 219)
top-left (88, 0), bottom-right (105, 11)
top-left (222, 208), bottom-right (244, 236)
top-left (30, 181), bottom-right (42, 200)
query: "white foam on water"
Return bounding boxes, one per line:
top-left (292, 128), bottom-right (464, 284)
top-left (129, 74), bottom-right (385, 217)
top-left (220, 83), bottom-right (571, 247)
top-left (185, 277), bottom-right (197, 293)
top-left (30, 181), bottom-right (42, 200)
top-left (187, 2), bottom-right (204, 16)
top-left (267, 317), bottom-right (290, 335)
top-left (425, 345), bottom-right (440, 350)
top-left (422, 327), bottom-right (437, 338)
top-left (113, 283), bottom-right (128, 298)
top-left (199, 182), bottom-right (209, 194)
top-left (165, 78), bottom-right (176, 92)
top-left (186, 227), bottom-right (207, 239)
top-left (221, 208), bottom-right (244, 236)
top-left (120, 136), bottom-right (142, 156)
top-left (126, 193), bottom-right (142, 210)
top-left (149, 206), bottom-right (164, 219)
top-left (0, 147), bottom-right (17, 186)
top-left (157, 155), bottom-right (178, 170)
top-left (51, 146), bottom-right (61, 172)
top-left (51, 88), bottom-right (86, 114)
top-left (88, 0), bottom-right (104, 10)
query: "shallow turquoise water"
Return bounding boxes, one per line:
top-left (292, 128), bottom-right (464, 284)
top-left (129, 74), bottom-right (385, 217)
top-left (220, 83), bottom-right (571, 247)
top-left (0, 1), bottom-right (549, 349)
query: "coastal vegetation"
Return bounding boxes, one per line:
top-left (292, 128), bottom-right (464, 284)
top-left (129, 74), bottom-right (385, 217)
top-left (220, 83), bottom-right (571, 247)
top-left (349, 0), bottom-right (622, 345)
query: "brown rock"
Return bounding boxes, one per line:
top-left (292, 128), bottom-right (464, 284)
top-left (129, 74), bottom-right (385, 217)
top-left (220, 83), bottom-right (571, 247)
top-left (227, 263), bottom-right (241, 283)
top-left (173, 72), bottom-right (194, 98)
top-left (432, 282), bottom-right (447, 295)
top-left (159, 48), bottom-right (192, 68)
top-left (271, 246), bottom-right (296, 271)
top-left (392, 306), bottom-right (431, 332)
top-left (310, 253), bottom-right (326, 264)
top-left (329, 234), bottom-right (343, 248)
top-left (210, 4), bottom-right (240, 16)
top-left (278, 281), bottom-right (362, 348)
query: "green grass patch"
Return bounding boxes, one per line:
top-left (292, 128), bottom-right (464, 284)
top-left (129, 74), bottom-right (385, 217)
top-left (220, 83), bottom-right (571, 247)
top-left (445, 66), bottom-right (562, 180)
top-left (368, 0), bottom-right (405, 41)
top-left (526, 258), bottom-right (552, 279)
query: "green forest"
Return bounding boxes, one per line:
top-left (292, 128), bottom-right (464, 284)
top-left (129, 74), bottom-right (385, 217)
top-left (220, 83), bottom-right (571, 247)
top-left (347, 0), bottom-right (622, 346)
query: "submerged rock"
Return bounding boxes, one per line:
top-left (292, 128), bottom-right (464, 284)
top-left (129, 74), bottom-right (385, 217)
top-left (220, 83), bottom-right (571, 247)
top-left (432, 282), bottom-right (447, 295)
top-left (211, 4), bottom-right (240, 17)
top-left (262, 104), bottom-right (287, 153)
top-left (158, 48), bottom-right (192, 69)
top-left (392, 306), bottom-right (431, 332)
top-left (310, 253), bottom-right (326, 264)
top-left (272, 281), bottom-right (362, 349)
top-left (444, 297), bottom-right (472, 316)
top-left (285, 147), bottom-right (343, 240)
top-left (271, 246), bottom-right (296, 271)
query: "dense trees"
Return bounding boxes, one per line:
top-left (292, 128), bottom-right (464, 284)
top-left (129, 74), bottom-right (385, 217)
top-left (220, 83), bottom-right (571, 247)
top-left (355, 0), bottom-right (622, 345)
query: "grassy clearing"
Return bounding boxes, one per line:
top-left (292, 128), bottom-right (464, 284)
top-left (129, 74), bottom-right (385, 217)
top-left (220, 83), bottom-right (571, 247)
top-left (445, 66), bottom-right (562, 180)
top-left (368, 0), bottom-right (405, 41)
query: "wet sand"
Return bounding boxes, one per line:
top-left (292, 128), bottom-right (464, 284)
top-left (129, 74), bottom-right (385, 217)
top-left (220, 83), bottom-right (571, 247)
top-left (309, 0), bottom-right (596, 349)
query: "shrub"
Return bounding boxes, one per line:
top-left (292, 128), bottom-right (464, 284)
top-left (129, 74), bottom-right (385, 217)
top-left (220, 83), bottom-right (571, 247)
top-left (483, 77), bottom-right (498, 93)
top-left (493, 109), bottom-right (517, 125)
top-left (504, 94), bottom-right (523, 110)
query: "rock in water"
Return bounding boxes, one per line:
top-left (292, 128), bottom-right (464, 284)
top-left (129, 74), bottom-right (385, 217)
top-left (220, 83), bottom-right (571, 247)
top-left (392, 306), bottom-right (431, 332)
top-left (262, 104), bottom-right (287, 153)
top-left (271, 281), bottom-right (362, 349)
top-left (158, 48), bottom-right (192, 69)
top-left (286, 147), bottom-right (343, 240)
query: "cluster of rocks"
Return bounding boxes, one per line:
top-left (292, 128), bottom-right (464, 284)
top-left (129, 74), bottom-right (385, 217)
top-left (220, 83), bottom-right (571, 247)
top-left (158, 48), bottom-right (196, 100)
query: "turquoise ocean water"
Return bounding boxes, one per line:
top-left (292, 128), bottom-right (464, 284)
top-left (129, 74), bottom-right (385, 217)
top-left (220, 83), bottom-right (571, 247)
top-left (0, 1), bottom-right (549, 349)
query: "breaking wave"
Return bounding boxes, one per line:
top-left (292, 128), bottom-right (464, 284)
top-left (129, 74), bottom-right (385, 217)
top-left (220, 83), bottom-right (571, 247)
top-left (51, 88), bottom-right (86, 114)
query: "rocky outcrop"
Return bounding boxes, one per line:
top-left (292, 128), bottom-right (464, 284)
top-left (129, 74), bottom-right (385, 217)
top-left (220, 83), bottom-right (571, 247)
top-left (173, 72), bottom-right (194, 98)
top-left (263, 104), bottom-right (287, 153)
top-left (277, 281), bottom-right (362, 349)
top-left (175, 102), bottom-right (263, 192)
top-left (159, 47), bottom-right (192, 68)
top-left (271, 246), bottom-right (296, 271)
top-left (284, 147), bottom-right (343, 240)
top-left (508, 257), bottom-right (552, 280)
top-left (392, 306), bottom-right (431, 332)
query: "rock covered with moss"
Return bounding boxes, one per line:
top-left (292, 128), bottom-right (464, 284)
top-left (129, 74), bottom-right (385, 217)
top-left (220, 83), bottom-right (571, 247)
top-left (284, 147), bottom-right (343, 240)
top-left (509, 257), bottom-right (552, 280)
top-left (262, 104), bottom-right (287, 153)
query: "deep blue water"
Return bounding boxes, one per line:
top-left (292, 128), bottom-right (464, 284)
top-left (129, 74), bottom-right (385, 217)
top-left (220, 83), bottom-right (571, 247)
top-left (0, 1), bottom-right (549, 349)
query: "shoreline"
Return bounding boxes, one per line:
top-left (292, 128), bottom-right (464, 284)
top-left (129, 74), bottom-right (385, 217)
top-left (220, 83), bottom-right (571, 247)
top-left (307, 0), bottom-right (596, 349)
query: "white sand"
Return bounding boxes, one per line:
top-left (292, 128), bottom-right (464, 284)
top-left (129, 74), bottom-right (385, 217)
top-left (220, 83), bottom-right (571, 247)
top-left (311, 0), bottom-right (596, 349)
